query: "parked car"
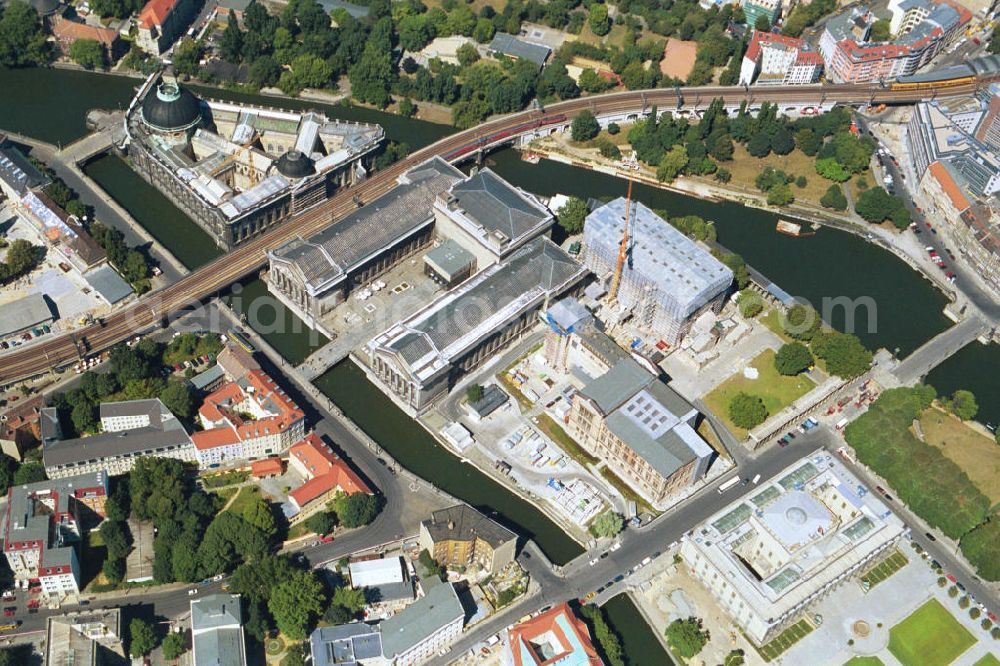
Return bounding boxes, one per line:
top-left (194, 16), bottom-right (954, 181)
top-left (924, 532), bottom-right (937, 542)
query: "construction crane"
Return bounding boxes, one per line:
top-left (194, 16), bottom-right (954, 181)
top-left (607, 155), bottom-right (638, 304)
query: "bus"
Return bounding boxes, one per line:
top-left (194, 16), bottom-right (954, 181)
top-left (718, 477), bottom-right (741, 494)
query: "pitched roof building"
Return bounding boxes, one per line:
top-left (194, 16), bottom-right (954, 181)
top-left (739, 30), bottom-right (823, 86)
top-left (45, 608), bottom-right (126, 666)
top-left (287, 432), bottom-right (371, 513)
top-left (191, 594), bottom-right (247, 666)
top-left (503, 602), bottom-right (601, 666)
top-left (419, 503), bottom-right (518, 573)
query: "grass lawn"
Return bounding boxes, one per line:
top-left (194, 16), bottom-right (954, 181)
top-left (224, 485), bottom-right (261, 515)
top-left (599, 466), bottom-right (655, 516)
top-left (921, 406), bottom-right (1000, 505)
top-left (703, 348), bottom-right (815, 439)
top-left (699, 145), bottom-right (832, 205)
top-left (755, 619), bottom-right (814, 662)
top-left (844, 658), bottom-right (885, 666)
top-left (974, 654), bottom-right (1000, 666)
top-left (760, 308), bottom-right (792, 342)
top-left (859, 549), bottom-right (907, 589)
top-left (889, 599), bottom-right (976, 666)
top-left (535, 413), bottom-right (598, 466)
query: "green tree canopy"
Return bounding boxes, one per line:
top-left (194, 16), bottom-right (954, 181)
top-left (13, 462), bottom-right (45, 485)
top-left (782, 304), bottom-right (821, 341)
top-left (128, 618), bottom-right (158, 658)
top-left (666, 617), bottom-right (710, 660)
top-left (334, 492), bottom-right (380, 528)
top-left (589, 510), bottom-right (624, 539)
top-left (161, 631), bottom-right (187, 661)
top-left (774, 342), bottom-right (814, 376)
top-left (268, 570), bottom-right (326, 640)
top-left (729, 392), bottom-right (768, 429)
top-left (657, 144), bottom-right (689, 182)
top-left (571, 110), bottom-right (600, 142)
top-left (738, 289), bottom-right (764, 318)
top-left (820, 184), bottom-right (848, 211)
top-left (588, 3), bottom-right (610, 36)
top-left (946, 390), bottom-right (978, 421)
top-left (305, 511), bottom-right (336, 536)
top-left (869, 18), bottom-right (891, 42)
top-left (556, 197), bottom-right (589, 235)
top-left (961, 517), bottom-right (1000, 582)
top-left (69, 38), bottom-right (105, 69)
top-left (811, 330), bottom-right (872, 379)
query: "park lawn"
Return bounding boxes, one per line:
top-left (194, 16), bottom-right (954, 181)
top-left (888, 599), bottom-right (976, 666)
top-left (973, 654), bottom-right (1000, 666)
top-left (844, 658), bottom-right (885, 666)
top-left (704, 145), bottom-right (832, 205)
top-left (703, 348), bottom-right (815, 439)
top-left (760, 308), bottom-right (792, 342)
top-left (224, 485), bottom-right (261, 516)
top-left (920, 406), bottom-right (1000, 505)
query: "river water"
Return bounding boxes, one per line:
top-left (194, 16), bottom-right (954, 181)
top-left (3, 68), bottom-right (992, 657)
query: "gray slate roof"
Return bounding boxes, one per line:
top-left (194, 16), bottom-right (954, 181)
top-left (424, 239), bottom-right (476, 280)
top-left (444, 168), bottom-right (552, 245)
top-left (270, 157), bottom-right (463, 292)
top-left (191, 594), bottom-right (246, 666)
top-left (578, 358), bottom-right (653, 415)
top-left (85, 266), bottom-right (133, 305)
top-left (380, 583), bottom-right (464, 659)
top-left (489, 33), bottom-right (551, 66)
top-left (0, 141), bottom-right (49, 196)
top-left (310, 623), bottom-right (382, 666)
top-left (422, 503), bottom-right (517, 549)
top-left (0, 294), bottom-right (55, 338)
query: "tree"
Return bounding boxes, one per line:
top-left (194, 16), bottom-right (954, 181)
top-left (161, 631), bottom-right (186, 661)
top-left (770, 127), bottom-right (795, 155)
top-left (398, 97), bottom-right (416, 118)
top-left (349, 48), bottom-right (394, 107)
top-left (729, 392), bottom-right (768, 429)
top-left (774, 342), bottom-right (814, 376)
top-left (738, 289), bottom-right (763, 318)
top-left (171, 38), bottom-right (201, 77)
top-left (870, 18), bottom-right (891, 42)
top-left (947, 390), bottom-right (978, 421)
top-left (268, 570), bottom-right (326, 640)
top-left (755, 15), bottom-right (770, 31)
top-left (159, 381), bottom-right (194, 420)
top-left (0, 454), bottom-right (17, 496)
top-left (990, 24), bottom-right (1000, 54)
top-left (820, 184), bottom-right (848, 211)
top-left (811, 330), bottom-right (872, 379)
top-left (579, 605), bottom-right (624, 666)
top-left (747, 131), bottom-right (771, 158)
top-left (767, 184), bottom-right (794, 206)
top-left (102, 556), bottom-right (125, 583)
top-left (855, 187), bottom-right (900, 224)
top-left (220, 21), bottom-right (244, 62)
top-left (334, 493), bottom-right (380, 528)
top-left (588, 3), bottom-right (610, 36)
top-left (815, 157), bottom-right (851, 182)
top-left (783, 304), bottom-right (821, 341)
top-left (0, 1), bottom-right (49, 68)
top-left (305, 511), bottom-right (336, 535)
top-left (657, 144), bottom-right (689, 182)
top-left (456, 42), bottom-right (479, 67)
top-left (328, 585), bottom-right (366, 620)
top-left (665, 617), bottom-right (710, 660)
top-left (961, 518), bottom-right (1000, 582)
top-left (556, 197), bottom-right (589, 235)
top-left (13, 462), bottom-right (45, 485)
top-left (795, 128), bottom-right (822, 156)
top-left (128, 618), bottom-right (158, 658)
top-left (571, 110), bottom-right (600, 142)
top-left (579, 68), bottom-right (613, 93)
top-left (590, 510), bottom-right (623, 539)
top-left (69, 39), bottom-right (105, 69)
top-left (242, 497), bottom-right (277, 538)
top-left (465, 383), bottom-right (484, 403)
top-left (473, 18), bottom-right (495, 43)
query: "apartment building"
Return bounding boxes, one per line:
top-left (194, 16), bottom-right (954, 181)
top-left (193, 369), bottom-right (305, 467)
top-left (739, 30), bottom-right (823, 86)
top-left (287, 433), bottom-right (371, 516)
top-left (419, 504), bottom-right (518, 573)
top-left (3, 472), bottom-right (108, 598)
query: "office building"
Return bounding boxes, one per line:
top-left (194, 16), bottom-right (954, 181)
top-left (125, 73), bottom-right (383, 251)
top-left (44, 399), bottom-right (196, 479)
top-left (191, 593), bottom-right (248, 666)
top-left (193, 369), bottom-right (306, 467)
top-left (502, 602), bottom-right (601, 666)
top-left (3, 472), bottom-right (108, 598)
top-left (680, 451), bottom-right (907, 644)
top-left (310, 623), bottom-right (387, 666)
top-left (368, 237), bottom-right (585, 413)
top-left (419, 504), bottom-right (518, 573)
top-left (584, 198), bottom-right (733, 345)
top-left (568, 359), bottom-right (714, 508)
top-left (348, 557), bottom-right (415, 606)
top-left (739, 30), bottom-right (823, 86)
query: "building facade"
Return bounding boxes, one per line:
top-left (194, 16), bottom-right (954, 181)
top-left (193, 369), bottom-right (306, 467)
top-left (287, 432), bottom-right (372, 516)
top-left (136, 0), bottom-right (197, 55)
top-left (583, 198), bottom-right (733, 345)
top-left (567, 359), bottom-right (713, 508)
top-left (680, 452), bottom-right (907, 644)
top-left (125, 74), bottom-right (383, 251)
top-left (419, 504), bottom-right (518, 573)
top-left (3, 472), bottom-right (108, 598)
top-left (739, 30), bottom-right (823, 86)
top-left (367, 237), bottom-right (585, 413)
top-left (43, 400), bottom-right (196, 479)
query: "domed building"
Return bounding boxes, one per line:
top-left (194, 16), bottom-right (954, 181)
top-left (140, 77), bottom-right (203, 140)
top-left (124, 72), bottom-right (384, 251)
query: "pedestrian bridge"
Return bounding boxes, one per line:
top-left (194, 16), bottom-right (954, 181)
top-left (891, 315), bottom-right (992, 385)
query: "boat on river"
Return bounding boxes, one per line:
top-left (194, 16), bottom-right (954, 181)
top-left (776, 219), bottom-right (816, 237)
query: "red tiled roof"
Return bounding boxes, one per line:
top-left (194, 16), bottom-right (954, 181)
top-left (138, 0), bottom-right (177, 29)
top-left (929, 161), bottom-right (971, 213)
top-left (197, 369), bottom-right (304, 443)
top-left (51, 17), bottom-right (119, 47)
top-left (507, 603), bottom-right (601, 666)
top-left (288, 433), bottom-right (371, 507)
top-left (251, 458), bottom-right (284, 477)
top-left (192, 427), bottom-right (241, 450)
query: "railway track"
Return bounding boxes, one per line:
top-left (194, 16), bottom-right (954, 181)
top-left (0, 80), bottom-right (983, 384)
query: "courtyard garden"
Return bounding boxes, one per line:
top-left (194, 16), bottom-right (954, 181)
top-left (888, 599), bottom-right (976, 666)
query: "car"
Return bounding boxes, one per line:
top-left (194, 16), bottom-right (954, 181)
top-left (521, 552), bottom-right (531, 560)
top-left (875, 485), bottom-right (886, 494)
top-left (609, 542), bottom-right (622, 552)
top-left (589, 558), bottom-right (599, 566)
top-left (925, 532), bottom-right (937, 542)
top-left (989, 612), bottom-right (998, 623)
top-left (319, 534), bottom-right (334, 543)
top-left (946, 271), bottom-right (956, 278)
top-left (188, 588), bottom-right (198, 596)
top-left (613, 575), bottom-right (625, 583)
top-left (883, 493), bottom-right (893, 501)
top-left (600, 552), bottom-right (610, 559)
top-left (957, 581), bottom-right (967, 592)
top-left (926, 222), bottom-right (933, 229)
top-left (213, 574), bottom-right (225, 582)
top-left (740, 478), bottom-right (750, 486)
top-left (584, 591), bottom-right (597, 601)
top-left (786, 431), bottom-right (796, 439)
top-left (2, 608), bottom-right (14, 618)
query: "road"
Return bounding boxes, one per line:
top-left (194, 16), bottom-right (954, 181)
top-left (0, 77), bottom-right (994, 385)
